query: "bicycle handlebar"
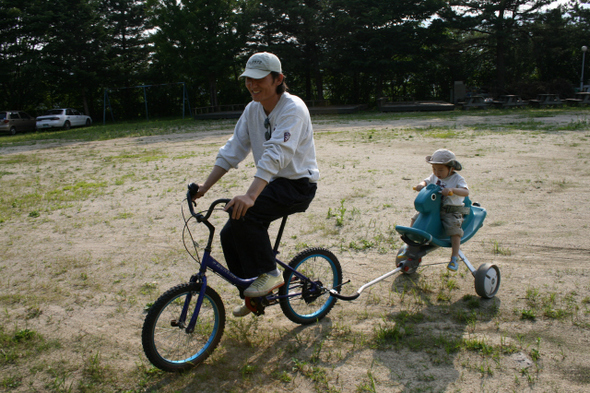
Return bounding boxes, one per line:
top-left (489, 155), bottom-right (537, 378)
top-left (413, 185), bottom-right (453, 196)
top-left (186, 183), bottom-right (230, 222)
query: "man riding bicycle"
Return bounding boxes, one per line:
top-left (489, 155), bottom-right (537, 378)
top-left (192, 52), bottom-right (320, 317)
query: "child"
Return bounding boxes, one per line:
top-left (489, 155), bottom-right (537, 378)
top-left (412, 149), bottom-right (469, 271)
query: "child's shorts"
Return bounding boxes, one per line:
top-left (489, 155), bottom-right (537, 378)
top-left (411, 210), bottom-right (465, 237)
top-left (440, 211), bottom-right (464, 237)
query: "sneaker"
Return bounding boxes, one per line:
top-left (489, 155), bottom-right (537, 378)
top-left (447, 256), bottom-right (459, 272)
top-left (244, 273), bottom-right (284, 297)
top-left (232, 304), bottom-right (251, 317)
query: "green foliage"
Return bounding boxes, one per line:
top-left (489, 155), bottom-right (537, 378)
top-left (2, 0), bottom-right (589, 116)
top-left (0, 326), bottom-right (59, 367)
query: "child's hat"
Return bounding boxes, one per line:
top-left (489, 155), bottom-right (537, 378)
top-left (425, 149), bottom-right (462, 171)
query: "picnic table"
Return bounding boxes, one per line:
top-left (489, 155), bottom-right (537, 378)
top-left (565, 92), bottom-right (590, 107)
top-left (529, 94), bottom-right (564, 108)
top-left (458, 96), bottom-right (490, 110)
top-left (492, 95), bottom-right (529, 109)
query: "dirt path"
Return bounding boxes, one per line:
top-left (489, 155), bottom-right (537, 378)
top-left (1, 111), bottom-right (589, 392)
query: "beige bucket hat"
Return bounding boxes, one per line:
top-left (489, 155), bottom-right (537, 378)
top-left (425, 149), bottom-right (462, 171)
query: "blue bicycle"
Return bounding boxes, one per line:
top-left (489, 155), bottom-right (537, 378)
top-left (141, 184), bottom-right (344, 372)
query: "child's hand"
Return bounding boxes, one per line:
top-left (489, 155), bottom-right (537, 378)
top-left (441, 188), bottom-right (454, 196)
top-left (414, 184), bottom-right (424, 191)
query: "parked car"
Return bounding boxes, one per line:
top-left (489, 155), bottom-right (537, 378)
top-left (36, 108), bottom-right (92, 130)
top-left (0, 111), bottom-right (37, 135)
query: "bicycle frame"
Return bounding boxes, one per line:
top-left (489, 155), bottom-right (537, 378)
top-left (180, 191), bottom-right (325, 332)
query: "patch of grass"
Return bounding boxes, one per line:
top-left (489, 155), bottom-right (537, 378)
top-left (291, 358), bottom-right (338, 393)
top-left (272, 369), bottom-right (293, 383)
top-left (522, 287), bottom-right (581, 322)
top-left (491, 240), bottom-right (511, 255)
top-left (418, 125), bottom-right (462, 138)
top-left (462, 294), bottom-right (481, 309)
top-left (79, 351), bottom-right (114, 390)
top-left (372, 311), bottom-right (427, 349)
top-left (0, 117), bottom-right (200, 147)
top-left (1, 374), bottom-right (22, 389)
top-left (558, 118), bottom-right (590, 131)
top-left (355, 370), bottom-right (377, 393)
top-left (0, 326), bottom-right (60, 367)
top-left (460, 336), bottom-right (519, 357)
top-left (139, 282), bottom-right (158, 296)
top-left (115, 212), bottom-right (133, 220)
top-left (240, 363), bottom-right (258, 379)
top-left (520, 309), bottom-right (536, 320)
top-left (332, 199), bottom-right (347, 226)
top-left (373, 323), bottom-right (406, 346)
top-left (569, 365), bottom-right (590, 384)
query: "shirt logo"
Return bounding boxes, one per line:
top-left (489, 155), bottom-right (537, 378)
top-left (284, 132), bottom-right (291, 142)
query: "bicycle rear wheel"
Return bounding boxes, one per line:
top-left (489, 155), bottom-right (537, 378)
top-left (279, 248), bottom-right (342, 325)
top-left (142, 282), bottom-right (225, 372)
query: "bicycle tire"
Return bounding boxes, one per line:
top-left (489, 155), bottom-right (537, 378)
top-left (279, 248), bottom-right (342, 325)
top-left (142, 282), bottom-right (225, 372)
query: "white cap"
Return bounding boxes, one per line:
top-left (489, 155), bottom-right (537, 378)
top-left (240, 52), bottom-right (282, 79)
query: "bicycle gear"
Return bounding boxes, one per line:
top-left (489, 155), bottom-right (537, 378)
top-left (302, 280), bottom-right (324, 304)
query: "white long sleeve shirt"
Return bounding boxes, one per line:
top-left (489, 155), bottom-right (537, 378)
top-left (215, 92), bottom-right (320, 183)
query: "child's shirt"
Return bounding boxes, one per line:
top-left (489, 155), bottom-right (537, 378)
top-left (423, 172), bottom-right (468, 206)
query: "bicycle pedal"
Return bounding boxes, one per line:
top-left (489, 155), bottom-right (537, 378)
top-left (245, 297), bottom-right (266, 316)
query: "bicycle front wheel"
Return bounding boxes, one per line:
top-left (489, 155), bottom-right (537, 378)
top-left (279, 248), bottom-right (342, 325)
top-left (142, 282), bottom-right (225, 372)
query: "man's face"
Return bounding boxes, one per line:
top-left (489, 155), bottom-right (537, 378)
top-left (245, 74), bottom-right (283, 105)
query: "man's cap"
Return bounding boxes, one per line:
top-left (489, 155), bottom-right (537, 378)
top-left (240, 52), bottom-right (282, 79)
top-left (425, 149), bottom-right (462, 171)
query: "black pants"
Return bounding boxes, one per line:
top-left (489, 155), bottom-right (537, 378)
top-left (220, 177), bottom-right (317, 280)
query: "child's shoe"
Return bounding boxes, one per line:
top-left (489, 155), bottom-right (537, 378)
top-left (447, 256), bottom-right (459, 272)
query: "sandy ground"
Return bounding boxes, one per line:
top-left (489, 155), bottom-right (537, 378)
top-left (1, 111), bottom-right (590, 392)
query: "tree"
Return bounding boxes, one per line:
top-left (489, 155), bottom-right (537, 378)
top-left (148, 0), bottom-right (245, 108)
top-left (323, 0), bottom-right (446, 103)
top-left (37, 0), bottom-right (109, 116)
top-left (0, 0), bottom-right (52, 112)
top-left (439, 0), bottom-right (553, 94)
top-left (100, 0), bottom-right (152, 118)
top-left (244, 0), bottom-right (330, 102)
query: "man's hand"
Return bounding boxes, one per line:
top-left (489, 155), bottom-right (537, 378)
top-left (224, 177), bottom-right (268, 220)
top-left (225, 194), bottom-right (255, 219)
top-left (192, 184), bottom-right (207, 201)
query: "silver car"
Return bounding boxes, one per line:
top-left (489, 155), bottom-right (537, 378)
top-left (36, 108), bottom-right (92, 130)
top-left (0, 111), bottom-right (37, 135)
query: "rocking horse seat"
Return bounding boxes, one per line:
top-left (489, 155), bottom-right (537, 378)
top-left (395, 184), bottom-right (487, 248)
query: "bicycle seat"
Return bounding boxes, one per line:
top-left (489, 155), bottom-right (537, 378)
top-left (395, 184), bottom-right (486, 247)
